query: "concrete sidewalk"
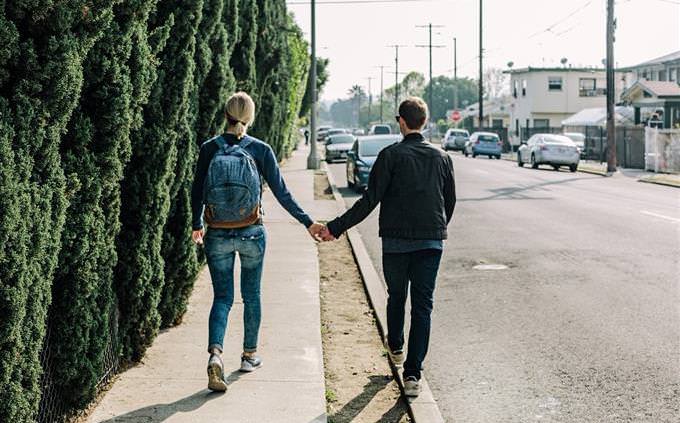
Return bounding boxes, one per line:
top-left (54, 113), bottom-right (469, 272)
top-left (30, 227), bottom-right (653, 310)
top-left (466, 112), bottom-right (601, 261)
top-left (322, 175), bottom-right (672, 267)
top-left (87, 144), bottom-right (336, 423)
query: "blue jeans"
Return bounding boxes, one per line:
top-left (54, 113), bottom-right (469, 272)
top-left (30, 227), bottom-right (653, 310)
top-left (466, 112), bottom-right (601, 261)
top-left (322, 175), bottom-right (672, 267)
top-left (383, 249), bottom-right (443, 380)
top-left (204, 225), bottom-right (266, 353)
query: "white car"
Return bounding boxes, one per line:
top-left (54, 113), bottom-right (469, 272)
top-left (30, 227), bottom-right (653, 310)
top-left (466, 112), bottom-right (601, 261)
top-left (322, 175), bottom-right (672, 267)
top-left (518, 134), bottom-right (580, 172)
top-left (441, 129), bottom-right (470, 151)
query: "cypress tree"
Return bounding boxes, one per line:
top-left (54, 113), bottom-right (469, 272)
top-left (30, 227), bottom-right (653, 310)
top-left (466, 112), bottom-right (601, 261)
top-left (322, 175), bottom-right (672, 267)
top-left (0, 1), bottom-right (113, 420)
top-left (158, 0), bottom-right (243, 327)
top-left (231, 0), bottom-right (258, 93)
top-left (46, 0), bottom-right (160, 413)
top-left (115, 0), bottom-right (203, 362)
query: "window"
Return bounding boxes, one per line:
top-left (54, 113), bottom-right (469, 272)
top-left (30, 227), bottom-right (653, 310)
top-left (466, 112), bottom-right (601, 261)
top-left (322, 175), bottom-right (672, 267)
top-left (548, 76), bottom-right (563, 91)
top-left (522, 80), bottom-right (527, 96)
top-left (513, 80), bottom-right (518, 98)
top-left (579, 78), bottom-right (604, 96)
top-left (642, 70), bottom-right (648, 79)
top-left (515, 119), bottom-right (519, 136)
top-left (670, 68), bottom-right (677, 82)
top-left (659, 70), bottom-right (667, 81)
top-left (533, 119), bottom-right (549, 128)
top-left (492, 119), bottom-right (503, 128)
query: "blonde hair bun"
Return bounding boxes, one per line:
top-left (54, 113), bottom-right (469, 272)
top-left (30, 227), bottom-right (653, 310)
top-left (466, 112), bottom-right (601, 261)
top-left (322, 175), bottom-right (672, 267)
top-left (226, 92), bottom-right (256, 139)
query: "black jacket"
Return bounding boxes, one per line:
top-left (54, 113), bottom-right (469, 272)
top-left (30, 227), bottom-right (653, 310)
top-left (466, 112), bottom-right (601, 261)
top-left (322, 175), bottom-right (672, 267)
top-left (327, 132), bottom-right (456, 240)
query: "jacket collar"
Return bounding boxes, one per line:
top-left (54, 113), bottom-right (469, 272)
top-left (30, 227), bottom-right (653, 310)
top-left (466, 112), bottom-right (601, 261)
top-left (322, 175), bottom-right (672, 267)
top-left (402, 132), bottom-right (425, 143)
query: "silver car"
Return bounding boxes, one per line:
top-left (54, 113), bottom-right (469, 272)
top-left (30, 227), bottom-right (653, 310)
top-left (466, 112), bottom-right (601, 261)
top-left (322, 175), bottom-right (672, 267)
top-left (517, 133), bottom-right (580, 172)
top-left (441, 129), bottom-right (470, 151)
top-left (325, 134), bottom-right (356, 162)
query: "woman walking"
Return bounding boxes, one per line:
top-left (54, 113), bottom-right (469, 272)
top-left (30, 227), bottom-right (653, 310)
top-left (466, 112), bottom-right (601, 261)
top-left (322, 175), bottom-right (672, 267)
top-left (190, 92), bottom-right (324, 391)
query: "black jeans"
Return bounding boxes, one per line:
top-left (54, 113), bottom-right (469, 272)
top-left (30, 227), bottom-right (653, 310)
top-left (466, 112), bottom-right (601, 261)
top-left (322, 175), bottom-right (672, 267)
top-left (383, 249), bottom-right (443, 380)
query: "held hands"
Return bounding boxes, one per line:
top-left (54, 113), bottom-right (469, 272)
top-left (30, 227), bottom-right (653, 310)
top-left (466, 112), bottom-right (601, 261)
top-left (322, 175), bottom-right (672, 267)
top-left (308, 222), bottom-right (336, 242)
top-left (192, 229), bottom-right (204, 245)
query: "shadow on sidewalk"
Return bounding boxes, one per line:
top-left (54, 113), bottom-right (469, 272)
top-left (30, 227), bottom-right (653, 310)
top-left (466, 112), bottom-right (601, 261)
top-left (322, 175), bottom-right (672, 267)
top-left (98, 371), bottom-right (244, 423)
top-left (329, 375), bottom-right (407, 423)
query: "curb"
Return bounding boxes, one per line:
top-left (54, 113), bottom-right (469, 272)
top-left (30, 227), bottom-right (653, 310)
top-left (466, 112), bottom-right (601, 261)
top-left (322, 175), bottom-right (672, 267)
top-left (322, 162), bottom-right (445, 423)
top-left (638, 177), bottom-right (680, 188)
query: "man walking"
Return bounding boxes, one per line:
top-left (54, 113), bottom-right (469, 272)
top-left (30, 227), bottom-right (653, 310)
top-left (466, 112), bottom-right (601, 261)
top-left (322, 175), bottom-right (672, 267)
top-left (321, 97), bottom-right (456, 397)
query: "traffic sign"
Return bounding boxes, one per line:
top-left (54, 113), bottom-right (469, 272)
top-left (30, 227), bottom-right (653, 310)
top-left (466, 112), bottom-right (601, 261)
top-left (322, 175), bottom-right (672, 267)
top-left (451, 110), bottom-right (461, 122)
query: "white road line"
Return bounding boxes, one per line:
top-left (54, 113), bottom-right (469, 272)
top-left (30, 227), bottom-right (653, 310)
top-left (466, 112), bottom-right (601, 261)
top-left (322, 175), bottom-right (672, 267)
top-left (640, 210), bottom-right (680, 223)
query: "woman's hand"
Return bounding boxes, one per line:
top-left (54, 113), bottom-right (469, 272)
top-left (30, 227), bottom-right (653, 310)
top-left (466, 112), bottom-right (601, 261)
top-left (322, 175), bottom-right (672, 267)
top-left (192, 229), bottom-right (204, 245)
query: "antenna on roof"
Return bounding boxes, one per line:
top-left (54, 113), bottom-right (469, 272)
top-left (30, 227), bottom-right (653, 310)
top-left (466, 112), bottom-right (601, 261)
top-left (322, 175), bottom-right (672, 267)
top-left (561, 57), bottom-right (568, 67)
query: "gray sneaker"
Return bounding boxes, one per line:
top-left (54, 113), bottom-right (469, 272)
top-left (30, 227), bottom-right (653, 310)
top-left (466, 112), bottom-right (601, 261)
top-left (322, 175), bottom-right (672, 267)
top-left (240, 354), bottom-right (262, 372)
top-left (384, 340), bottom-right (405, 366)
top-left (207, 354), bottom-right (228, 392)
top-left (403, 376), bottom-right (421, 397)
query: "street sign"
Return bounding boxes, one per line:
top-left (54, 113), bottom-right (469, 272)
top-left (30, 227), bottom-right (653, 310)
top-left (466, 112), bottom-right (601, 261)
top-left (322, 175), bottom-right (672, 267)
top-left (451, 110), bottom-right (461, 122)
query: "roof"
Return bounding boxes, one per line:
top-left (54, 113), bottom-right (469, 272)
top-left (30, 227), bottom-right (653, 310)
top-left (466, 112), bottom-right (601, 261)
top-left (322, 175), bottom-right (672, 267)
top-left (503, 66), bottom-right (607, 74)
top-left (561, 106), bottom-right (634, 127)
top-left (621, 50), bottom-right (680, 70)
top-left (622, 80), bottom-right (680, 100)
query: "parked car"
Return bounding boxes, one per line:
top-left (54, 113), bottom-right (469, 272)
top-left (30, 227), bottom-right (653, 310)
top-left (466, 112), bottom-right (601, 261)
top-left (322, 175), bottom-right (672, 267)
top-left (369, 124), bottom-right (392, 135)
top-left (518, 133), bottom-right (580, 172)
top-left (316, 125), bottom-right (332, 141)
top-left (562, 132), bottom-right (586, 159)
top-left (322, 128), bottom-right (348, 143)
top-left (346, 134), bottom-right (401, 190)
top-left (464, 132), bottom-right (502, 159)
top-left (325, 133), bottom-right (356, 162)
top-left (441, 129), bottom-right (470, 151)
top-left (351, 128), bottom-right (366, 135)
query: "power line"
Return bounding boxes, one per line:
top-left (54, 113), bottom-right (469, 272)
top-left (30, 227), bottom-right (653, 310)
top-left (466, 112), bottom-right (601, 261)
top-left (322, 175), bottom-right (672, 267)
top-left (527, 1), bottom-right (593, 39)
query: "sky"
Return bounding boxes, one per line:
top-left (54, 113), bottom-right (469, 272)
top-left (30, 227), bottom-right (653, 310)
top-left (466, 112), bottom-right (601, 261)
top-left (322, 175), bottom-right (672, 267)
top-left (286, 0), bottom-right (680, 103)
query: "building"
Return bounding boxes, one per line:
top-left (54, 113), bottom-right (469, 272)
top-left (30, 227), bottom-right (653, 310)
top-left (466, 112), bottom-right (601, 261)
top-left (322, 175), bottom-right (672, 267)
top-left (619, 51), bottom-right (680, 128)
top-left (504, 67), bottom-right (631, 143)
top-left (459, 96), bottom-right (512, 129)
top-left (620, 50), bottom-right (680, 87)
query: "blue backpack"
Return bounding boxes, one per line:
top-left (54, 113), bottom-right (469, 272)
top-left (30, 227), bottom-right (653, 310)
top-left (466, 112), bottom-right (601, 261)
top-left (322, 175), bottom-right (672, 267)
top-left (203, 135), bottom-right (262, 228)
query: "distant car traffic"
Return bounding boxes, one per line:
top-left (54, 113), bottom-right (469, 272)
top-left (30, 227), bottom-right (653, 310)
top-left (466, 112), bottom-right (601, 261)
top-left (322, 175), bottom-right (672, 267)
top-left (369, 124), bottom-right (391, 135)
top-left (351, 128), bottom-right (366, 135)
top-left (464, 132), bottom-right (502, 159)
top-left (346, 134), bottom-right (400, 190)
top-left (441, 129), bottom-right (470, 151)
top-left (316, 125), bottom-right (333, 141)
top-left (322, 128), bottom-right (348, 143)
top-left (324, 133), bottom-right (356, 162)
top-left (518, 133), bottom-right (580, 172)
top-left (562, 132), bottom-right (586, 159)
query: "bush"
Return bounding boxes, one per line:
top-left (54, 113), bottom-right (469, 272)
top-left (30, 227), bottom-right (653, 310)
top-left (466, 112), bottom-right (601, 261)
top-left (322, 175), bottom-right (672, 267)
top-left (0, 2), bottom-right (114, 420)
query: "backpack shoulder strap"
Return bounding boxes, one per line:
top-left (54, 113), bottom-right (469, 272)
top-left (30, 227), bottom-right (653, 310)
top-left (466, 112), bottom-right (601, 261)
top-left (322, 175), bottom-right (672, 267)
top-left (214, 135), bottom-right (227, 151)
top-left (238, 135), bottom-right (255, 149)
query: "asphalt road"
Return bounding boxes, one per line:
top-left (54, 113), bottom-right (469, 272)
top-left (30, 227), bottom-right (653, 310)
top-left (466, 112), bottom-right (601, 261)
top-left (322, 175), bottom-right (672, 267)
top-left (327, 151), bottom-right (680, 422)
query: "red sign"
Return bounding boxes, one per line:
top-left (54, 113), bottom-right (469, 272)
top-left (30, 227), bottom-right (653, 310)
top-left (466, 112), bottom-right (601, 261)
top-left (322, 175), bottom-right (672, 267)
top-left (451, 110), bottom-right (461, 122)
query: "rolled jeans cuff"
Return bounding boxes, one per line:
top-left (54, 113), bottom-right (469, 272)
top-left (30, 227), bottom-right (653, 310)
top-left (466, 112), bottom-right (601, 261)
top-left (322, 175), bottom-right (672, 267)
top-left (208, 343), bottom-right (223, 354)
top-left (243, 346), bottom-right (257, 353)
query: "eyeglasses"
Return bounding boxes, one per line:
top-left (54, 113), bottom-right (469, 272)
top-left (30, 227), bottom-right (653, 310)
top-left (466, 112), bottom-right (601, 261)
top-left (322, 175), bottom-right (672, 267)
top-left (395, 115), bottom-right (401, 123)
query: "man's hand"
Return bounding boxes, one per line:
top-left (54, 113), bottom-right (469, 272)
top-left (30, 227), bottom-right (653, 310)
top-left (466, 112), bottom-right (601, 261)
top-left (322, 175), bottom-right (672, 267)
top-left (319, 227), bottom-right (336, 242)
top-left (307, 222), bottom-right (326, 241)
top-left (192, 229), bottom-right (204, 245)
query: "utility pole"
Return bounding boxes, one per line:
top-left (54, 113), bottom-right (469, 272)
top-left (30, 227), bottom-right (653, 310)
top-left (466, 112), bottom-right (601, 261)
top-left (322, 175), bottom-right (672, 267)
top-left (375, 66), bottom-right (386, 122)
top-left (367, 77), bottom-right (373, 125)
top-left (606, 0), bottom-right (617, 173)
top-left (453, 37), bottom-right (458, 110)
top-left (307, 0), bottom-right (319, 169)
top-left (478, 0), bottom-right (484, 131)
top-left (416, 23), bottom-right (445, 141)
top-left (388, 45), bottom-right (406, 112)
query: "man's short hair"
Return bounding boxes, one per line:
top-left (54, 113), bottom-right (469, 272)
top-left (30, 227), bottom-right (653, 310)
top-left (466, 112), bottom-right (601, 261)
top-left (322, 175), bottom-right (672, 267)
top-left (399, 97), bottom-right (428, 130)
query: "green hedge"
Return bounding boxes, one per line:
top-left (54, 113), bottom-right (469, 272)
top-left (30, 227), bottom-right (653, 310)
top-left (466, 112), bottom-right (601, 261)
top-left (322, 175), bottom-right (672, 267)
top-left (0, 0), bottom-right (312, 420)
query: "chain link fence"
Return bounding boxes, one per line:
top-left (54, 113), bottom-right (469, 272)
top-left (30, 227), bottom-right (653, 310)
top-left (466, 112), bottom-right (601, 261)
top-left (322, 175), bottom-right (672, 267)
top-left (38, 305), bottom-right (120, 423)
